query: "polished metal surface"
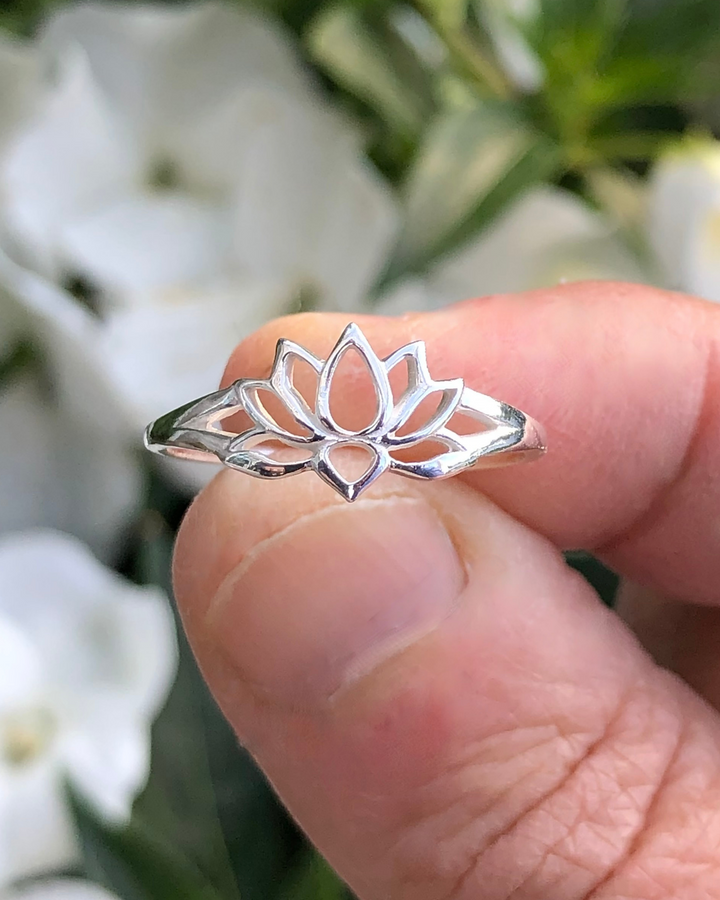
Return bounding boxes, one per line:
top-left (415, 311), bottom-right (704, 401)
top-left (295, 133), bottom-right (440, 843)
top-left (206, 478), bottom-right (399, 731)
top-left (144, 323), bottom-right (546, 501)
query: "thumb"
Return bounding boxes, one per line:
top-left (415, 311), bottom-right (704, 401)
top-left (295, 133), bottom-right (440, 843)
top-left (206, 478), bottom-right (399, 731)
top-left (174, 471), bottom-right (715, 900)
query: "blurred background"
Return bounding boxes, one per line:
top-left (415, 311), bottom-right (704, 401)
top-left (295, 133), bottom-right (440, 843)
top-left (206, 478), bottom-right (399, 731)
top-left (0, 0), bottom-right (719, 897)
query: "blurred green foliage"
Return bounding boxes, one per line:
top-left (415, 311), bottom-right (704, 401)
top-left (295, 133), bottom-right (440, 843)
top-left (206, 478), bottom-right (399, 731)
top-left (1, 0), bottom-right (714, 895)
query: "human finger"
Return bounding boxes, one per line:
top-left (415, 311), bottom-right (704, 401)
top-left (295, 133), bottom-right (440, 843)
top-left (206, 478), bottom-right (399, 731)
top-left (175, 460), bottom-right (720, 900)
top-left (222, 281), bottom-right (720, 604)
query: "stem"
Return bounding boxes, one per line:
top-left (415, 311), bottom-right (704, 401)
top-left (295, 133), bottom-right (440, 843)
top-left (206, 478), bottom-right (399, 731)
top-left (412, 0), bottom-right (513, 101)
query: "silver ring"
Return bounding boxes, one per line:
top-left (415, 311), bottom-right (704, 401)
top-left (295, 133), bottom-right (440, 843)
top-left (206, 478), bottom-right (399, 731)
top-left (144, 323), bottom-right (546, 501)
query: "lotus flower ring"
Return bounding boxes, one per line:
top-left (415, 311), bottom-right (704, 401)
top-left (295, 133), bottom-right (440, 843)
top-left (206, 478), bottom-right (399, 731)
top-left (144, 323), bottom-right (546, 502)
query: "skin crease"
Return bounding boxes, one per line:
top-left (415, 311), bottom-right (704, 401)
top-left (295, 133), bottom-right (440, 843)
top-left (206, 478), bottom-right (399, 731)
top-left (174, 282), bottom-right (720, 900)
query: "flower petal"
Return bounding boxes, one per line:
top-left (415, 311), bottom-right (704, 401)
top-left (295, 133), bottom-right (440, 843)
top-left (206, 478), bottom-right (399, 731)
top-left (4, 879), bottom-right (122, 900)
top-left (316, 322), bottom-right (393, 437)
top-left (239, 381), bottom-right (319, 444)
top-left (41, 2), bottom-right (314, 146)
top-left (0, 755), bottom-right (79, 884)
top-left (435, 186), bottom-right (645, 296)
top-left (269, 338), bottom-right (323, 435)
top-left (385, 381), bottom-right (464, 446)
top-left (227, 88), bottom-right (397, 309)
top-left (228, 89), bottom-right (356, 283)
top-left (0, 615), bottom-right (43, 711)
top-left (684, 204), bottom-right (720, 303)
top-left (372, 276), bottom-right (433, 315)
top-left (0, 531), bottom-right (177, 722)
top-left (389, 387), bottom-right (528, 478)
top-left (383, 339), bottom-right (463, 444)
top-left (0, 532), bottom-right (177, 840)
top-left (648, 141), bottom-right (720, 291)
top-left (479, 0), bottom-right (544, 92)
top-left (1, 50), bottom-right (138, 273)
top-left (377, 186), bottom-right (648, 313)
top-left (308, 150), bottom-right (399, 312)
top-left (98, 280), bottom-right (296, 431)
top-left (0, 375), bottom-right (142, 562)
top-left (0, 533), bottom-right (176, 845)
top-left (60, 708), bottom-right (149, 822)
top-left (0, 248), bottom-right (132, 439)
top-left (59, 192), bottom-right (231, 297)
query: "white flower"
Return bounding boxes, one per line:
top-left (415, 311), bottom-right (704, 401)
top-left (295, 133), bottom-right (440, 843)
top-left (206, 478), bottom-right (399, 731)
top-left (0, 2), bottom-right (398, 486)
top-left (2, 879), bottom-right (120, 900)
top-left (2, 1), bottom-right (314, 288)
top-left (648, 139), bottom-right (720, 302)
top-left (0, 2), bottom-right (398, 472)
top-left (0, 253), bottom-right (132, 437)
top-left (0, 248), bottom-right (296, 491)
top-left (0, 275), bottom-right (142, 556)
top-left (0, 531), bottom-right (177, 885)
top-left (0, 373), bottom-right (141, 561)
top-left (379, 186), bottom-right (649, 313)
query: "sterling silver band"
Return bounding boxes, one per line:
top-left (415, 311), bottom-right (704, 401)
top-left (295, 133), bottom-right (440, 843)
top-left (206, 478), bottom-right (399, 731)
top-left (144, 323), bottom-right (546, 501)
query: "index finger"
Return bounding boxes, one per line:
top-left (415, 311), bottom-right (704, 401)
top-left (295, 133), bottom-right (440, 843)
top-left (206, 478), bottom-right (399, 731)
top-left (220, 280), bottom-right (720, 604)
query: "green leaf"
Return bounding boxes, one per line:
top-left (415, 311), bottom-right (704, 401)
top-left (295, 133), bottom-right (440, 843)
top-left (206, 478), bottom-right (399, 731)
top-left (0, 338), bottom-right (35, 388)
top-left (421, 0), bottom-right (470, 32)
top-left (381, 102), bottom-right (559, 282)
top-left (527, 0), bottom-right (720, 113)
top-left (0, 0), bottom-right (65, 35)
top-left (308, 4), bottom-right (437, 138)
top-left (280, 852), bottom-right (348, 900)
top-left (69, 787), bottom-right (224, 900)
top-left (565, 552), bottom-right (619, 608)
top-left (526, 0), bottom-right (630, 114)
top-left (132, 519), bottom-right (300, 900)
top-left (131, 625), bottom-right (242, 899)
top-left (619, 0), bottom-right (720, 58)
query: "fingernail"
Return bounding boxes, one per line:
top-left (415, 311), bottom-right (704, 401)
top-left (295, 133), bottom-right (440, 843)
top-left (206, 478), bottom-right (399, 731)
top-left (206, 496), bottom-right (465, 708)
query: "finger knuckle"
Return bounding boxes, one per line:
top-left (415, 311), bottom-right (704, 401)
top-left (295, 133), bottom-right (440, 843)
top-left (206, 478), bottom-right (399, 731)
top-left (590, 683), bottom-right (720, 900)
top-left (386, 677), bottom-right (692, 900)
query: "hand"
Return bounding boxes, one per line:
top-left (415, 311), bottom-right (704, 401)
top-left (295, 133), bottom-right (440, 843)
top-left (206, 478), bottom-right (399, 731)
top-left (173, 281), bottom-right (720, 900)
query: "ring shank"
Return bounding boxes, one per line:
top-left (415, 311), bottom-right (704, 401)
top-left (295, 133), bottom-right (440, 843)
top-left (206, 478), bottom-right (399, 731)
top-left (144, 391), bottom-right (237, 463)
top-left (468, 412), bottom-right (546, 468)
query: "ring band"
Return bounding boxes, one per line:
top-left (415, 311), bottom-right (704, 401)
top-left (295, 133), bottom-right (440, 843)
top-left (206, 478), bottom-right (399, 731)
top-left (144, 323), bottom-right (546, 501)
